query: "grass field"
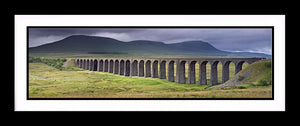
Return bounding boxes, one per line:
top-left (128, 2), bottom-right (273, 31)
top-left (29, 54), bottom-right (248, 84)
top-left (29, 62), bottom-right (272, 98)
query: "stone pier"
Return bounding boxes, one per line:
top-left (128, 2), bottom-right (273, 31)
top-left (74, 57), bottom-right (265, 86)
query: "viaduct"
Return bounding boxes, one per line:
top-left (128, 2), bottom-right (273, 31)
top-left (73, 58), bottom-right (265, 86)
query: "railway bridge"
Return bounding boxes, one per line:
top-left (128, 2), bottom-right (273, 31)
top-left (73, 57), bottom-right (265, 86)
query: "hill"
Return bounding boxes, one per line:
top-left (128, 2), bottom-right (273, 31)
top-left (216, 60), bottom-right (272, 88)
top-left (29, 35), bottom-right (126, 53)
top-left (29, 35), bottom-right (271, 58)
top-left (168, 41), bottom-right (226, 55)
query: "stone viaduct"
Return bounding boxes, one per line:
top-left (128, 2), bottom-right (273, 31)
top-left (73, 58), bottom-right (265, 86)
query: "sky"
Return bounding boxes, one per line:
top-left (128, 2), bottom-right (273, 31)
top-left (28, 28), bottom-right (272, 55)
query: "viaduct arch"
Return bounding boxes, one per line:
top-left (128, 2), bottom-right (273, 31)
top-left (74, 58), bottom-right (264, 86)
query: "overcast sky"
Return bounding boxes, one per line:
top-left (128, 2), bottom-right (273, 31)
top-left (28, 28), bottom-right (272, 55)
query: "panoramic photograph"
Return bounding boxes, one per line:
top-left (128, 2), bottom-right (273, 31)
top-left (28, 27), bottom-right (273, 99)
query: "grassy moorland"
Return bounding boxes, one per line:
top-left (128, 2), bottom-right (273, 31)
top-left (29, 60), bottom-right (272, 98)
top-left (29, 53), bottom-right (248, 84)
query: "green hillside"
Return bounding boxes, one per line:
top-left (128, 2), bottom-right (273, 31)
top-left (216, 60), bottom-right (272, 88)
top-left (29, 35), bottom-right (271, 58)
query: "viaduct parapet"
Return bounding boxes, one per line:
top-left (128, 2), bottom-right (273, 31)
top-left (73, 57), bottom-right (265, 86)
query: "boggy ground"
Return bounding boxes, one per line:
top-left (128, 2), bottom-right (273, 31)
top-left (29, 63), bottom-right (272, 98)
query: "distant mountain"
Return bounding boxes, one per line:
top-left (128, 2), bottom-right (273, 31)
top-left (225, 51), bottom-right (271, 58)
top-left (169, 41), bottom-right (226, 54)
top-left (29, 35), bottom-right (271, 58)
top-left (29, 35), bottom-right (126, 52)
